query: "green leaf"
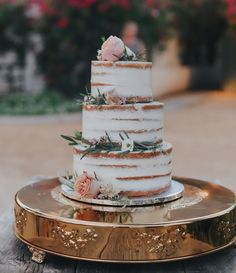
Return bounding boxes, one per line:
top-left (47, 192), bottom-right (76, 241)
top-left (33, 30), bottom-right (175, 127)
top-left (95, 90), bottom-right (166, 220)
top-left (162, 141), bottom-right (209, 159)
top-left (134, 141), bottom-right (148, 149)
top-left (119, 133), bottom-right (124, 141)
top-left (59, 176), bottom-right (74, 189)
top-left (85, 87), bottom-right (90, 95)
top-left (74, 131), bottom-right (82, 140)
top-left (123, 131), bottom-right (130, 139)
top-left (80, 148), bottom-right (96, 160)
top-left (119, 150), bottom-right (130, 156)
top-left (105, 131), bottom-right (113, 144)
top-left (61, 135), bottom-right (77, 142)
top-left (68, 142), bottom-right (77, 146)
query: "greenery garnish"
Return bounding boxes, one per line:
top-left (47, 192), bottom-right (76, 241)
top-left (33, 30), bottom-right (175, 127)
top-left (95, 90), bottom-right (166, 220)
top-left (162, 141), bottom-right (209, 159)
top-left (59, 174), bottom-right (128, 203)
top-left (119, 47), bottom-right (141, 61)
top-left (97, 185), bottom-right (129, 203)
top-left (111, 48), bottom-right (146, 62)
top-left (61, 131), bottom-right (164, 159)
top-left (77, 88), bottom-right (108, 106)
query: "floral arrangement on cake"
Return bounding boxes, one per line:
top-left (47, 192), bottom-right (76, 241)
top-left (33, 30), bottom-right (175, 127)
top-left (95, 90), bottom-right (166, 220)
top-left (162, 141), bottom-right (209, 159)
top-left (97, 35), bottom-right (137, 62)
top-left (78, 88), bottom-right (128, 106)
top-left (76, 35), bottom-right (149, 107)
top-left (60, 172), bottom-right (129, 202)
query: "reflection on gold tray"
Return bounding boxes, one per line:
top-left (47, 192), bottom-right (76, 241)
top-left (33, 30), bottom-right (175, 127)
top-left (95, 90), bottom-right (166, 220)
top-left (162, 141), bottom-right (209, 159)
top-left (61, 180), bottom-right (184, 207)
top-left (14, 176), bottom-right (236, 264)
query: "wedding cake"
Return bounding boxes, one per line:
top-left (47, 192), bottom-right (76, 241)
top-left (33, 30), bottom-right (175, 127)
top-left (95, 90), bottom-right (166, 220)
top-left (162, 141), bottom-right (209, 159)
top-left (62, 36), bottom-right (172, 201)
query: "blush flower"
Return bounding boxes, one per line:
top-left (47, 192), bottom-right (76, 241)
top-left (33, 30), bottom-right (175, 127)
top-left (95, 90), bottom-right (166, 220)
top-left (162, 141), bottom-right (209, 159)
top-left (74, 171), bottom-right (99, 198)
top-left (98, 35), bottom-right (136, 62)
top-left (101, 35), bottom-right (125, 61)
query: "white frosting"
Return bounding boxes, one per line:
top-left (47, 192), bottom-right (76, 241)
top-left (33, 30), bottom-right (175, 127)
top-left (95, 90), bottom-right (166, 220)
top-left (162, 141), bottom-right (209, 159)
top-left (82, 102), bottom-right (164, 143)
top-left (70, 60), bottom-right (173, 197)
top-left (91, 61), bottom-right (152, 100)
top-left (73, 142), bottom-right (172, 194)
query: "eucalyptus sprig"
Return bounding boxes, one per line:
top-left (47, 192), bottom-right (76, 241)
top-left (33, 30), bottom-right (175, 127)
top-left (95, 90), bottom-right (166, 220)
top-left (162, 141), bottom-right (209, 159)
top-left (61, 131), bottom-right (164, 159)
top-left (61, 131), bottom-right (91, 146)
top-left (77, 88), bottom-right (108, 106)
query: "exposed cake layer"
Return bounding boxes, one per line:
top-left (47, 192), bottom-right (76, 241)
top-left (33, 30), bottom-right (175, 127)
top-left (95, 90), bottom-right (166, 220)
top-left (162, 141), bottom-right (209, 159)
top-left (73, 142), bottom-right (172, 197)
top-left (82, 102), bottom-right (164, 143)
top-left (91, 61), bottom-right (152, 102)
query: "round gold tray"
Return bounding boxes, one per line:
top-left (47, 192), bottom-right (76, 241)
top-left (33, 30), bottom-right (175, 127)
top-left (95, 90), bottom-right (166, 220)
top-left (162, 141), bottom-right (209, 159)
top-left (14, 176), bottom-right (236, 264)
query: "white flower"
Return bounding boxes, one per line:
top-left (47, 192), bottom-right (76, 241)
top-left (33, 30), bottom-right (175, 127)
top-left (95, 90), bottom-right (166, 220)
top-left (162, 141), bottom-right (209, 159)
top-left (125, 46), bottom-right (136, 60)
top-left (97, 49), bottom-right (102, 61)
top-left (121, 139), bottom-right (134, 152)
top-left (98, 184), bottom-right (120, 200)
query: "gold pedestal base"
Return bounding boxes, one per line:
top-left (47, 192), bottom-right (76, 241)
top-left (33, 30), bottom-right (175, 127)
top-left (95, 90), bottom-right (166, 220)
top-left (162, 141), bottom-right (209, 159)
top-left (14, 177), bottom-right (236, 263)
top-left (28, 246), bottom-right (46, 263)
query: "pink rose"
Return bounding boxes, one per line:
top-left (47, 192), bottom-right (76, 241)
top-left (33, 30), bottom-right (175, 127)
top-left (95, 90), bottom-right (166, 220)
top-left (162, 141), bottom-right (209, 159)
top-left (101, 36), bottom-right (125, 61)
top-left (74, 171), bottom-right (99, 198)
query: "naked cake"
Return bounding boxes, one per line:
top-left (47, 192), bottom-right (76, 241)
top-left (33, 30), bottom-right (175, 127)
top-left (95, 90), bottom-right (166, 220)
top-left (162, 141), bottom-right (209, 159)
top-left (61, 35), bottom-right (173, 201)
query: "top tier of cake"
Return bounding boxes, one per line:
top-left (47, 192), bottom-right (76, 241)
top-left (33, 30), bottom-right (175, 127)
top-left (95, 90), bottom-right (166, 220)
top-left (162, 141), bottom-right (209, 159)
top-left (91, 61), bottom-right (153, 103)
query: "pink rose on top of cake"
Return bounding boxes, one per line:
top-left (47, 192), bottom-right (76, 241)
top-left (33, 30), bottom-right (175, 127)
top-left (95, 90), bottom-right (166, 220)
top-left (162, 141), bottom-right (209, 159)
top-left (97, 35), bottom-right (136, 61)
top-left (74, 171), bottom-right (99, 198)
top-left (101, 35), bottom-right (124, 61)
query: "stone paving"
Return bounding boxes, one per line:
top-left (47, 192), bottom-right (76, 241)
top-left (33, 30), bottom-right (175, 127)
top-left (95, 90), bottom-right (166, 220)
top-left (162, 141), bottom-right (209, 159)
top-left (0, 91), bottom-right (236, 212)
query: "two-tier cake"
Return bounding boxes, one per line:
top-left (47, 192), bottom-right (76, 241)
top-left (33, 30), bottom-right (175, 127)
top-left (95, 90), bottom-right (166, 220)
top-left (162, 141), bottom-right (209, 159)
top-left (61, 36), bottom-right (173, 202)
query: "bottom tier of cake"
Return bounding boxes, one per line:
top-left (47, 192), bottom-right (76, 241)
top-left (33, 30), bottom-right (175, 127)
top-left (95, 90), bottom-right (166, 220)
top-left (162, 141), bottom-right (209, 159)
top-left (73, 142), bottom-right (172, 197)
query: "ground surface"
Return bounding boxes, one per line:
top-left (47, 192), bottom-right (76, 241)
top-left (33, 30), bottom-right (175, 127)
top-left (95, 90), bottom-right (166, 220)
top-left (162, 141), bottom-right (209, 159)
top-left (1, 91), bottom-right (236, 212)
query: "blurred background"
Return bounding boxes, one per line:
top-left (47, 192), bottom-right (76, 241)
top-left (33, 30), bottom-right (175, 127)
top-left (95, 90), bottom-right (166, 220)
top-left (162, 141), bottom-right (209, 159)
top-left (0, 0), bottom-right (236, 212)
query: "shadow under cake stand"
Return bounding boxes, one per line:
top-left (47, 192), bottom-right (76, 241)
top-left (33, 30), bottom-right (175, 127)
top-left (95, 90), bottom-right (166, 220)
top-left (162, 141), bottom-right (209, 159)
top-left (14, 176), bottom-right (236, 264)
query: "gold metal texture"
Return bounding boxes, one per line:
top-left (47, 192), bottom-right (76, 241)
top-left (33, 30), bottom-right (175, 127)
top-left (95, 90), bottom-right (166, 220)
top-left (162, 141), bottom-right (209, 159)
top-left (14, 176), bottom-right (236, 263)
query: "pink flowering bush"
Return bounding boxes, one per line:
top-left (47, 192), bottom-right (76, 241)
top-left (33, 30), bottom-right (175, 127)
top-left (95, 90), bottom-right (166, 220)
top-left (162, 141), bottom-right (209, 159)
top-left (0, 0), bottom-right (167, 96)
top-left (225, 0), bottom-right (236, 26)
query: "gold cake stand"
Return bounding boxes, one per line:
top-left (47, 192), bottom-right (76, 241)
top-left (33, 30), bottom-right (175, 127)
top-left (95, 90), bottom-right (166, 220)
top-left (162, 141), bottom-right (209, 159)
top-left (14, 176), bottom-right (236, 264)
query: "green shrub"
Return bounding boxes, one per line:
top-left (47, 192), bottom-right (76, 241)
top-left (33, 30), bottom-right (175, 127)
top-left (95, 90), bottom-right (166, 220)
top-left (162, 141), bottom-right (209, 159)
top-left (0, 91), bottom-right (80, 115)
